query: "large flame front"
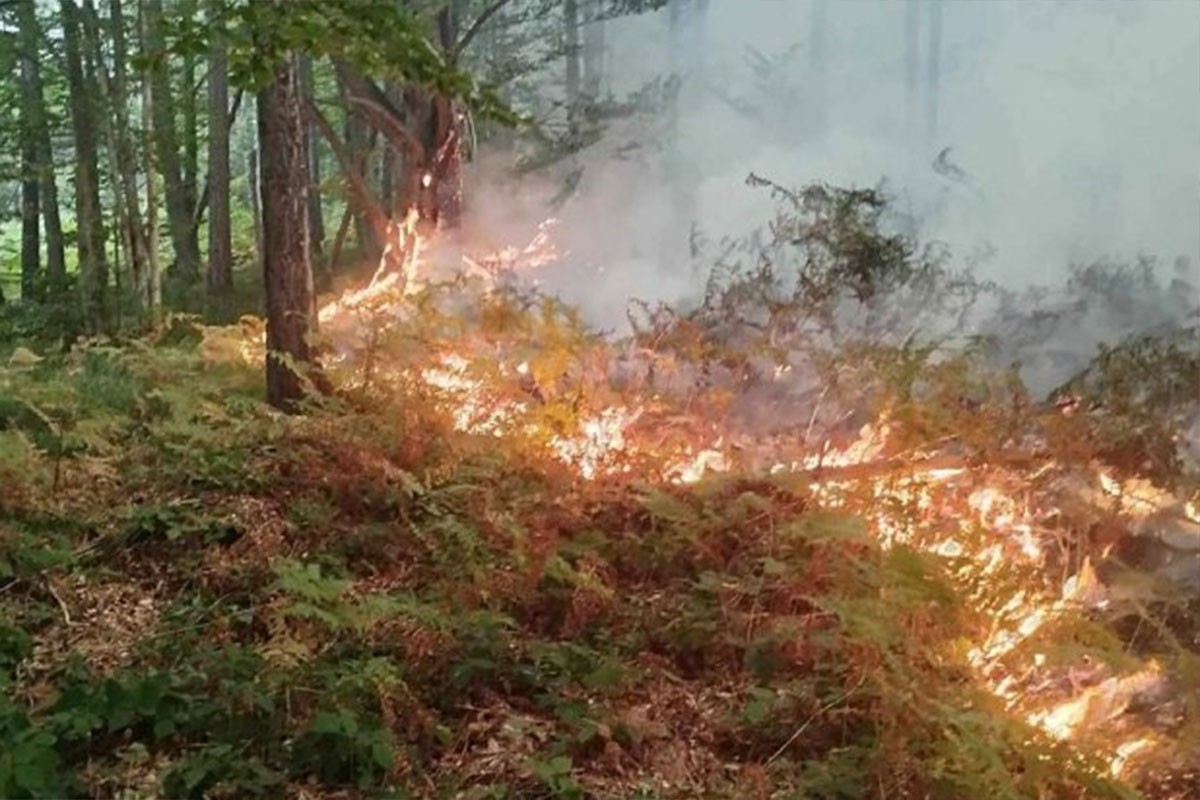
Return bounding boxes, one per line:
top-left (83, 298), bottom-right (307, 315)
top-left (293, 214), bottom-right (1184, 786)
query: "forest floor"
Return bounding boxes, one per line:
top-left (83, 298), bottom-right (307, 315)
top-left (1, 296), bottom-right (1198, 799)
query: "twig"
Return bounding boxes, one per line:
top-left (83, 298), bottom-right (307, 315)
top-left (45, 579), bottom-right (74, 626)
top-left (766, 673), bottom-right (867, 765)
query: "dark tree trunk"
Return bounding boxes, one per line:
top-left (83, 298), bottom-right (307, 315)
top-left (62, 0), bottom-right (109, 333)
top-left (259, 52), bottom-right (315, 410)
top-left (19, 138), bottom-right (39, 302)
top-left (144, 0), bottom-right (200, 286)
top-left (16, 0), bottom-right (65, 296)
top-left (206, 6), bottom-right (233, 319)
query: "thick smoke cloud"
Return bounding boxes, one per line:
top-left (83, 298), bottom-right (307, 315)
top-left (464, 0), bottom-right (1200, 346)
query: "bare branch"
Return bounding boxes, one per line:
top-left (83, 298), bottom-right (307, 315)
top-left (450, 0), bottom-right (512, 65)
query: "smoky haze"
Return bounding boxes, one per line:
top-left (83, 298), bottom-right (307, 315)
top-left (465, 0), bottom-right (1200, 343)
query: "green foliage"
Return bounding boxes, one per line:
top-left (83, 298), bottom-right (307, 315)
top-left (0, 707), bottom-right (71, 799)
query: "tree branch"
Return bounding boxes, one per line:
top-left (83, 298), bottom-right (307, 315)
top-left (304, 98), bottom-right (390, 242)
top-left (449, 0), bottom-right (512, 65)
top-left (334, 60), bottom-right (426, 160)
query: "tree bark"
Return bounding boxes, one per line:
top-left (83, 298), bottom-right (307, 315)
top-left (16, 0), bottom-right (65, 297)
top-left (62, 0), bottom-right (109, 333)
top-left (16, 0), bottom-right (40, 300)
top-left (99, 0), bottom-right (149, 311)
top-left (81, 0), bottom-right (138, 312)
top-left (299, 55), bottom-right (326, 262)
top-left (19, 140), bottom-right (39, 303)
top-left (144, 0), bottom-right (200, 287)
top-left (139, 0), bottom-right (161, 317)
top-left (259, 52), bottom-right (316, 410)
top-left (206, 4), bottom-right (232, 319)
top-left (248, 142), bottom-right (263, 267)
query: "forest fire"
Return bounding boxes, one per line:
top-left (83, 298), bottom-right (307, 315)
top-left (300, 217), bottom-right (1187, 789)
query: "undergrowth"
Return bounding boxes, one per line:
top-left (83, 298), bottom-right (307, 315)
top-left (0, 184), bottom-right (1196, 799)
top-left (0, 312), bottom-right (1194, 799)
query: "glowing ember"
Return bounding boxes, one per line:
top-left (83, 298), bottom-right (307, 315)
top-left (549, 407), bottom-right (639, 479)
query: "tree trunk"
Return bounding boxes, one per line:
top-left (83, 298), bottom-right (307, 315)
top-left (81, 0), bottom-right (137, 312)
top-left (259, 52), bottom-right (315, 411)
top-left (182, 31), bottom-right (199, 223)
top-left (248, 144), bottom-right (263, 266)
top-left (582, 0), bottom-right (605, 102)
top-left (341, 75), bottom-right (380, 259)
top-left (98, 0), bottom-right (149, 312)
top-left (139, 0), bottom-right (161, 316)
top-left (19, 138), bottom-right (39, 303)
top-left (61, 0), bottom-right (109, 333)
top-left (564, 0), bottom-right (580, 132)
top-left (16, 0), bottom-right (65, 297)
top-left (299, 55), bottom-right (326, 263)
top-left (144, 0), bottom-right (200, 287)
top-left (206, 5), bottom-right (233, 319)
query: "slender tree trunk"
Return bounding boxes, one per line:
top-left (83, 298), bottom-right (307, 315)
top-left (81, 0), bottom-right (136, 311)
top-left (16, 0), bottom-right (65, 297)
top-left (582, 0), bottom-right (605, 102)
top-left (206, 6), bottom-right (233, 319)
top-left (248, 145), bottom-right (263, 266)
top-left (144, 0), bottom-right (200, 286)
top-left (259, 52), bottom-right (315, 410)
top-left (95, 0), bottom-right (149, 311)
top-left (19, 138), bottom-right (40, 303)
top-left (564, 0), bottom-right (580, 132)
top-left (183, 55), bottom-right (199, 223)
top-left (299, 56), bottom-right (326, 262)
top-left (139, 0), bottom-right (162, 316)
top-left (341, 76), bottom-right (380, 258)
top-left (17, 27), bottom-right (40, 302)
top-left (62, 0), bottom-right (109, 333)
